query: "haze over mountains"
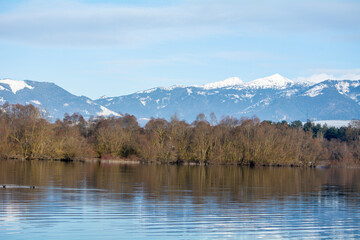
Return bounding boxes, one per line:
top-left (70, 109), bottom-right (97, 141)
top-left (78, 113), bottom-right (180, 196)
top-left (1, 74), bottom-right (360, 123)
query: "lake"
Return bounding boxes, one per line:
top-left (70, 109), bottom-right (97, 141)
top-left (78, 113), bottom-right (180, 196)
top-left (1, 160), bottom-right (360, 239)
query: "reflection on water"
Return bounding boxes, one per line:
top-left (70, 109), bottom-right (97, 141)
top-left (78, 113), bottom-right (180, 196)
top-left (1, 160), bottom-right (360, 239)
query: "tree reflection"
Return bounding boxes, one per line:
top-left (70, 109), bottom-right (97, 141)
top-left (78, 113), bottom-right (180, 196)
top-left (1, 160), bottom-right (360, 205)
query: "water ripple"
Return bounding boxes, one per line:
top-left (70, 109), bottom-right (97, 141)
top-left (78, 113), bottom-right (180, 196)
top-left (1, 162), bottom-right (360, 239)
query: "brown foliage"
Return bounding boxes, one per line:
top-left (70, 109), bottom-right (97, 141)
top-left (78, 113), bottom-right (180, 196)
top-left (0, 104), bottom-right (359, 166)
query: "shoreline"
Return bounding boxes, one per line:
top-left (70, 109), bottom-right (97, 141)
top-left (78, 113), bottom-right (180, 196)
top-left (0, 157), bottom-right (342, 168)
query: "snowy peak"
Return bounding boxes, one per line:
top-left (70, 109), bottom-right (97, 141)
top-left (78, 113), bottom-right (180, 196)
top-left (0, 79), bottom-right (34, 94)
top-left (94, 77), bottom-right (360, 123)
top-left (97, 105), bottom-right (121, 117)
top-left (201, 74), bottom-right (293, 90)
top-left (0, 78), bottom-right (122, 120)
top-left (202, 77), bottom-right (243, 89)
top-left (247, 74), bottom-right (293, 89)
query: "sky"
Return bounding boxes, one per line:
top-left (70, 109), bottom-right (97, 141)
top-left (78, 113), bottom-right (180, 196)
top-left (0, 0), bottom-right (359, 99)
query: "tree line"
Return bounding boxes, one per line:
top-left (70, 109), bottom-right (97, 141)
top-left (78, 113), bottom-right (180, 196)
top-left (0, 103), bottom-right (359, 166)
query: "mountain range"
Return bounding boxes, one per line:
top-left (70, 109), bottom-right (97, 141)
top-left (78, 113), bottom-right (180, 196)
top-left (0, 79), bottom-right (119, 120)
top-left (1, 74), bottom-right (360, 123)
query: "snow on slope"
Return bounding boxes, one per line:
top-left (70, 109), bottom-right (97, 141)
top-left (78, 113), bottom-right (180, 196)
top-left (303, 84), bottom-right (328, 97)
top-left (30, 100), bottom-right (41, 105)
top-left (0, 79), bottom-right (34, 93)
top-left (135, 74), bottom-right (292, 94)
top-left (246, 74), bottom-right (293, 89)
top-left (96, 105), bottom-right (120, 117)
top-left (202, 77), bottom-right (243, 89)
top-left (312, 120), bottom-right (351, 128)
top-left (335, 82), bottom-right (350, 95)
top-left (201, 74), bottom-right (293, 90)
top-left (136, 85), bottom-right (185, 94)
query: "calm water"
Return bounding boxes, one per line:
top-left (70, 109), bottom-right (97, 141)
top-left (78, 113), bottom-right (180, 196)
top-left (1, 160), bottom-right (360, 239)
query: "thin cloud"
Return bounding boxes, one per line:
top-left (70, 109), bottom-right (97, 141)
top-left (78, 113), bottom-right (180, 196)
top-left (295, 74), bottom-right (336, 83)
top-left (295, 71), bottom-right (360, 83)
top-left (307, 68), bottom-right (360, 75)
top-left (0, 0), bottom-right (359, 46)
top-left (103, 57), bottom-right (204, 68)
top-left (210, 50), bottom-right (285, 61)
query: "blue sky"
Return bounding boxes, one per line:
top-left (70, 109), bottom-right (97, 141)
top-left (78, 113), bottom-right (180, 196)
top-left (0, 0), bottom-right (359, 99)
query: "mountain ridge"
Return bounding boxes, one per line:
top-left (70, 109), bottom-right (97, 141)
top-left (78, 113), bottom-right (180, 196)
top-left (95, 77), bottom-right (360, 123)
top-left (0, 79), bottom-right (120, 120)
top-left (1, 75), bottom-right (360, 123)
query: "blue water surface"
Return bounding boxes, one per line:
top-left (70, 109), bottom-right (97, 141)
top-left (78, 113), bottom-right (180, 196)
top-left (1, 160), bottom-right (360, 239)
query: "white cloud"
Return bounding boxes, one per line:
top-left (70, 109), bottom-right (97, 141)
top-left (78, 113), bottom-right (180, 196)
top-left (210, 51), bottom-right (279, 61)
top-left (103, 56), bottom-right (204, 68)
top-left (0, 0), bottom-right (359, 46)
top-left (295, 70), bottom-right (360, 83)
top-left (308, 68), bottom-right (360, 75)
top-left (295, 73), bottom-right (335, 83)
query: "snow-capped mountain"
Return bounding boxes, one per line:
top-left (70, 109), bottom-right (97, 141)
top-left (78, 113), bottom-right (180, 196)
top-left (95, 74), bottom-right (360, 123)
top-left (245, 73), bottom-right (294, 89)
top-left (0, 79), bottom-right (119, 120)
top-left (201, 77), bottom-right (244, 89)
top-left (200, 74), bottom-right (293, 90)
top-left (1, 74), bottom-right (360, 123)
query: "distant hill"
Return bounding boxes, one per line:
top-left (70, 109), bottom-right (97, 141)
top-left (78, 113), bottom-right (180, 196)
top-left (0, 79), bottom-right (119, 120)
top-left (1, 74), bottom-right (360, 123)
top-left (95, 74), bottom-right (360, 123)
